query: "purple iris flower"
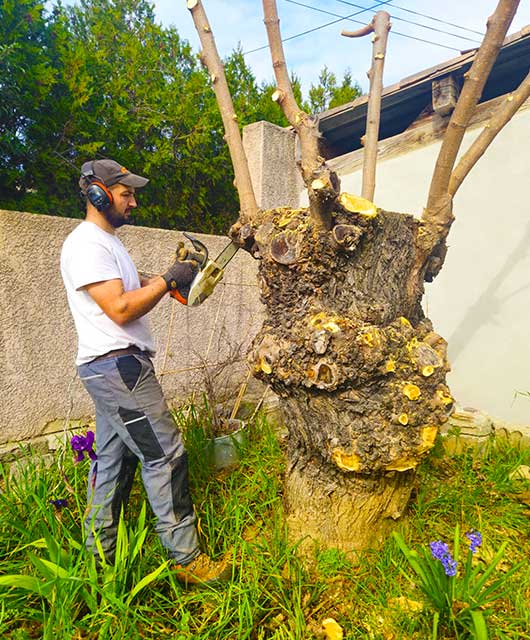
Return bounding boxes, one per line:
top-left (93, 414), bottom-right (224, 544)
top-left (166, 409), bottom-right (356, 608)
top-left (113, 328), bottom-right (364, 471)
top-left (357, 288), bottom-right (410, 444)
top-left (71, 431), bottom-right (97, 463)
top-left (465, 529), bottom-right (483, 554)
top-left (430, 540), bottom-right (458, 577)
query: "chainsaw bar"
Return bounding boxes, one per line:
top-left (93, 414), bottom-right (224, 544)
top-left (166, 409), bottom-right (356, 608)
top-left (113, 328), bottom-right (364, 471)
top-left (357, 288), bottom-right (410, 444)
top-left (214, 240), bottom-right (239, 269)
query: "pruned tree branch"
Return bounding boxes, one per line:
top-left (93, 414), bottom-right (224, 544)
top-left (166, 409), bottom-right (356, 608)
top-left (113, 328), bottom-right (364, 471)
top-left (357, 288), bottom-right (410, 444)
top-left (186, 0), bottom-right (258, 224)
top-left (341, 23), bottom-right (375, 39)
top-left (449, 69), bottom-right (530, 197)
top-left (263, 0), bottom-right (338, 230)
top-left (420, 0), bottom-right (520, 261)
top-left (342, 11), bottom-right (391, 201)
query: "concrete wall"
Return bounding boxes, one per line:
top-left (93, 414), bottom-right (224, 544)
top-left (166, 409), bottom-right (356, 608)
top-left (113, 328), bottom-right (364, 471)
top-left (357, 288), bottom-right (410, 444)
top-left (242, 120), bottom-right (303, 209)
top-left (0, 210), bottom-right (263, 445)
top-left (305, 106), bottom-right (530, 428)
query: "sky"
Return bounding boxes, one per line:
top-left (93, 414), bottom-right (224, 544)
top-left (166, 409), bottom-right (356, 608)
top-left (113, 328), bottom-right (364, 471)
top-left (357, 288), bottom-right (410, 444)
top-left (48, 1), bottom-right (530, 96)
top-left (150, 0), bottom-right (530, 95)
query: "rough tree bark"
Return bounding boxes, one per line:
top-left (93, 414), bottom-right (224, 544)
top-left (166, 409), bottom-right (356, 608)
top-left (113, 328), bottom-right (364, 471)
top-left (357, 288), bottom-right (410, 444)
top-left (246, 202), bottom-right (451, 552)
top-left (342, 11), bottom-right (391, 202)
top-left (187, 0), bottom-right (523, 555)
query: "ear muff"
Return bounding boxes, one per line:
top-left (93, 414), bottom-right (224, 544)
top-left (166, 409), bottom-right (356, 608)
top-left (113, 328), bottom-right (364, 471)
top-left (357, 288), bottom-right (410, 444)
top-left (86, 180), bottom-right (113, 212)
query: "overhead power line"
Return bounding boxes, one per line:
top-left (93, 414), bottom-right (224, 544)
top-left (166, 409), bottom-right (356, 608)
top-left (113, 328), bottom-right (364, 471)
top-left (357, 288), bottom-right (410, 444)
top-left (382, 0), bottom-right (485, 37)
top-left (260, 0), bottom-right (464, 54)
top-left (244, 0), bottom-right (392, 55)
top-left (335, 0), bottom-right (481, 44)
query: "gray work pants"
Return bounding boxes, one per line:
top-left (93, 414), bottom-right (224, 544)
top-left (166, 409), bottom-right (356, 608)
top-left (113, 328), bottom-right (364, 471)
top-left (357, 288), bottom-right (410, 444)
top-left (77, 352), bottom-right (199, 565)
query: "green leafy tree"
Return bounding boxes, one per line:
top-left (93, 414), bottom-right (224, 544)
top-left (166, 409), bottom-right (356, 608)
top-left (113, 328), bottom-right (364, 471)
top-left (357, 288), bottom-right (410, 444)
top-left (60, 0), bottom-right (211, 228)
top-left (0, 0), bottom-right (70, 210)
top-left (16, 0), bottom-right (290, 232)
top-left (0, 0), bottom-right (362, 232)
top-left (307, 66), bottom-right (361, 113)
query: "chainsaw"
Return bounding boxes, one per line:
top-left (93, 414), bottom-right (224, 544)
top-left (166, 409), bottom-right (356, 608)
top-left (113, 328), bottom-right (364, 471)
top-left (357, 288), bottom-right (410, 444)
top-left (170, 232), bottom-right (239, 307)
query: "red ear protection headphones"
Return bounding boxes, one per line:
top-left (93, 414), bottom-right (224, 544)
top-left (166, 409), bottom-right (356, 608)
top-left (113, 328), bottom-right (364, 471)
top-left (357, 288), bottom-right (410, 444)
top-left (82, 162), bottom-right (113, 211)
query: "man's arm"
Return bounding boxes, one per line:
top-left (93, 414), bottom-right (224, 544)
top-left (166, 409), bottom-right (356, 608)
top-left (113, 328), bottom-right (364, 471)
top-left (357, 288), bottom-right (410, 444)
top-left (86, 255), bottom-right (199, 325)
top-left (138, 271), bottom-right (159, 287)
top-left (85, 277), bottom-right (168, 326)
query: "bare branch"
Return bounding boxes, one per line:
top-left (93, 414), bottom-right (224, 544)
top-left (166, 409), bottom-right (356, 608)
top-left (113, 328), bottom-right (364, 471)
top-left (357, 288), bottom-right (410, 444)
top-left (341, 23), bottom-right (374, 39)
top-left (262, 0), bottom-right (337, 230)
top-left (186, 0), bottom-right (258, 224)
top-left (426, 0), bottom-right (520, 209)
top-left (422, 0), bottom-right (520, 246)
top-left (343, 12), bottom-right (391, 201)
top-left (449, 70), bottom-right (530, 197)
top-left (262, 0), bottom-right (306, 133)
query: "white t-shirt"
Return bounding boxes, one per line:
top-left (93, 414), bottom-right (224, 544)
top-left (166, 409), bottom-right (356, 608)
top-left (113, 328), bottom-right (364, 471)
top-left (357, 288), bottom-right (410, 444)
top-left (61, 220), bottom-right (156, 365)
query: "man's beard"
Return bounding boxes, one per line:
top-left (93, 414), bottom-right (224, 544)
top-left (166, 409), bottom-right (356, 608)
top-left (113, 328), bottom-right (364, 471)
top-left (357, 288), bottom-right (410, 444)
top-left (104, 206), bottom-right (132, 228)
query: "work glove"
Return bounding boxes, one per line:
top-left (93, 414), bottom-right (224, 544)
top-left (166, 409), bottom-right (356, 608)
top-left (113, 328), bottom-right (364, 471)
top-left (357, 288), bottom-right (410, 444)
top-left (175, 241), bottom-right (204, 267)
top-left (162, 243), bottom-right (202, 294)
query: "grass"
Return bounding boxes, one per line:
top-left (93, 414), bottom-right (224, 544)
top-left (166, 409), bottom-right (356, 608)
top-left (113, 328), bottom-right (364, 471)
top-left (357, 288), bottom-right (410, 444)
top-left (0, 409), bottom-right (529, 640)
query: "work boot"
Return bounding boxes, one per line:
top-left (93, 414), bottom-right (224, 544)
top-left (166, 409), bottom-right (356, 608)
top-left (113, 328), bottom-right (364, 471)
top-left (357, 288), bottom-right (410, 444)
top-left (173, 552), bottom-right (231, 587)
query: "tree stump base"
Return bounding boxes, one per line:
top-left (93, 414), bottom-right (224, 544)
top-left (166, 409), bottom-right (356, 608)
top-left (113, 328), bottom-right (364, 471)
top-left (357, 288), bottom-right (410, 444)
top-left (234, 203), bottom-right (453, 553)
top-left (285, 456), bottom-right (415, 556)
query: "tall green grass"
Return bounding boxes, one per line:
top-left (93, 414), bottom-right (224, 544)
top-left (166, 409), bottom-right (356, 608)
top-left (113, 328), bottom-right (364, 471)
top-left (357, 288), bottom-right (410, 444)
top-left (0, 411), bottom-right (528, 639)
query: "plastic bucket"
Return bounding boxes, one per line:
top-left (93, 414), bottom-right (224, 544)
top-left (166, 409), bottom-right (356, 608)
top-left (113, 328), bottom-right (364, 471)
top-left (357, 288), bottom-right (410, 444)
top-left (207, 420), bottom-right (246, 470)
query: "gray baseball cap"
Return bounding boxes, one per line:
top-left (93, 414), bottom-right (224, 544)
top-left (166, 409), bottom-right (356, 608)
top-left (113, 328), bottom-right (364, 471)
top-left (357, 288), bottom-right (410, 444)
top-left (79, 159), bottom-right (149, 191)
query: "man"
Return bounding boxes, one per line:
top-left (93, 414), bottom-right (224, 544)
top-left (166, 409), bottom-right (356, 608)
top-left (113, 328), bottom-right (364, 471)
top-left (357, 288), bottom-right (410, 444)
top-left (60, 158), bottom-right (229, 586)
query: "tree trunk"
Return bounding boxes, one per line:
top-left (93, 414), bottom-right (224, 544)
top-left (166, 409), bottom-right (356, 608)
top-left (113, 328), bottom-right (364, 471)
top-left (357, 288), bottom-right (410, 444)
top-left (243, 204), bottom-right (452, 554)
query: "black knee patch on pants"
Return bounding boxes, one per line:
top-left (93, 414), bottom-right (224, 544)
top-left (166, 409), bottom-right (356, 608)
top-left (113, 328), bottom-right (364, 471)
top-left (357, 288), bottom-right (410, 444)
top-left (110, 452), bottom-right (138, 524)
top-left (171, 453), bottom-right (194, 522)
top-left (117, 355), bottom-right (142, 391)
top-left (118, 407), bottom-right (165, 461)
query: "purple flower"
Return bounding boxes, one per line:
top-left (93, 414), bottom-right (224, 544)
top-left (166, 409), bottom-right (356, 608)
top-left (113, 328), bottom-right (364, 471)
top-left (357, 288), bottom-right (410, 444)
top-left (430, 540), bottom-right (458, 577)
top-left (49, 498), bottom-right (68, 510)
top-left (442, 556), bottom-right (458, 577)
top-left (71, 431), bottom-right (97, 463)
top-left (430, 540), bottom-right (450, 561)
top-left (465, 529), bottom-right (483, 554)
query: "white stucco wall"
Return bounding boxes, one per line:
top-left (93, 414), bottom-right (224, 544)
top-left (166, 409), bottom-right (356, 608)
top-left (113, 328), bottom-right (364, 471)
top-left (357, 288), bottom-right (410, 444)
top-left (321, 108), bottom-right (530, 426)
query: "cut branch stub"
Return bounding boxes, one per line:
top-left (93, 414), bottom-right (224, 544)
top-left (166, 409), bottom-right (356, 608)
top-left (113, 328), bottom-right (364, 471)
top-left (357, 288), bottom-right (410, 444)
top-left (332, 224), bottom-right (363, 251)
top-left (305, 360), bottom-right (339, 390)
top-left (270, 230), bottom-right (299, 265)
top-left (338, 192), bottom-right (378, 218)
top-left (229, 221), bottom-right (260, 256)
top-left (311, 329), bottom-right (331, 355)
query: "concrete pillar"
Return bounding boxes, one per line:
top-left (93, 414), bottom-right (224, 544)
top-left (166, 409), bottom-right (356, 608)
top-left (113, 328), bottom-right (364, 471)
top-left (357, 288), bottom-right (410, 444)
top-left (242, 120), bottom-right (302, 209)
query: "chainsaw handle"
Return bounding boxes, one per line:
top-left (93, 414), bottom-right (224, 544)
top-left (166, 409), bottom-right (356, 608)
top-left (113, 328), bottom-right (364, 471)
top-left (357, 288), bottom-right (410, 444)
top-left (182, 232), bottom-right (208, 267)
top-left (170, 288), bottom-right (188, 305)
